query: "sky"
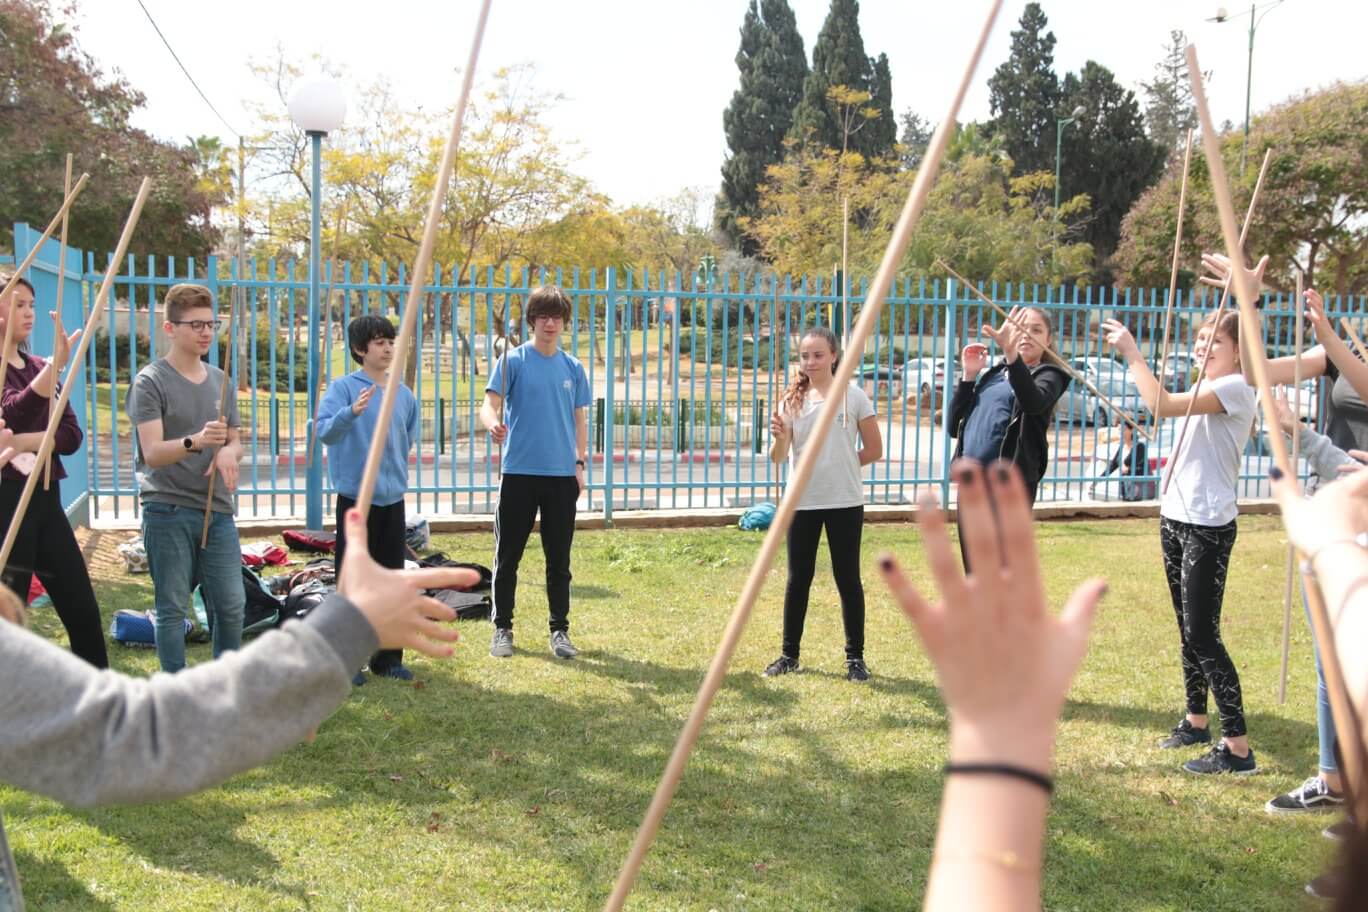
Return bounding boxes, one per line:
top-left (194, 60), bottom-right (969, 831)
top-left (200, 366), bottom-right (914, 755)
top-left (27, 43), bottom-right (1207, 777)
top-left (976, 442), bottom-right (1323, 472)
top-left (72, 0), bottom-right (1367, 213)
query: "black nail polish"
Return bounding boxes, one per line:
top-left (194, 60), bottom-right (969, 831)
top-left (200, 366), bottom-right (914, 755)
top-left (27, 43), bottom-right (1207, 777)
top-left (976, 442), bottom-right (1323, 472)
top-left (1269, 466), bottom-right (1284, 481)
top-left (879, 556), bottom-right (894, 571)
top-left (995, 464), bottom-right (1012, 482)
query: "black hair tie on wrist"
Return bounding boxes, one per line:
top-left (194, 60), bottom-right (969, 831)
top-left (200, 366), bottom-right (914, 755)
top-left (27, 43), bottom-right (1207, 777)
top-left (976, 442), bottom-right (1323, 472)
top-left (944, 762), bottom-right (1054, 795)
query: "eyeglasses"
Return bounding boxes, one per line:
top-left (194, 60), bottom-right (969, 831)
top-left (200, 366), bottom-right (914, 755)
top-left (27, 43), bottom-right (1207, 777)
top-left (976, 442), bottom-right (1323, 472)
top-left (171, 320), bottom-right (222, 332)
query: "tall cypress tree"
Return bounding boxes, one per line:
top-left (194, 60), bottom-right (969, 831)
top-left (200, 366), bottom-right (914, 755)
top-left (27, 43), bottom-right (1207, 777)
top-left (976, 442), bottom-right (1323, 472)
top-left (865, 53), bottom-right (896, 158)
top-left (718, 0), bottom-right (808, 254)
top-left (986, 2), bottom-right (1060, 175)
top-left (1141, 30), bottom-right (1197, 151)
top-left (790, 0), bottom-right (871, 150)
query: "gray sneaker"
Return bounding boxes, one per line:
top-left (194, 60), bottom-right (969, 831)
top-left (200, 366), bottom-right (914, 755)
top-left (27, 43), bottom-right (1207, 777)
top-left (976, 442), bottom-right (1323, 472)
top-left (490, 627), bottom-right (514, 658)
top-left (550, 630), bottom-right (578, 659)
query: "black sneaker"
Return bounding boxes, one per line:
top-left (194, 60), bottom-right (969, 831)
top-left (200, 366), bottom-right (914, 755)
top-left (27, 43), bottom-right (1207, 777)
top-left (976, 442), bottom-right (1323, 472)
top-left (846, 658), bottom-right (870, 682)
top-left (1265, 777), bottom-right (1344, 814)
top-left (1323, 819), bottom-right (1356, 842)
top-left (763, 655), bottom-right (799, 677)
top-left (1306, 868), bottom-right (1345, 900)
top-left (1183, 743), bottom-right (1258, 775)
top-left (1158, 719), bottom-right (1212, 749)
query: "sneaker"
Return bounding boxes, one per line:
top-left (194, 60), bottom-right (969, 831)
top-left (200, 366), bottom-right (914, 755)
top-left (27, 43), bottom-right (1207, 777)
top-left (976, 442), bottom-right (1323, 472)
top-left (375, 664), bottom-right (415, 681)
top-left (1306, 868), bottom-right (1345, 900)
top-left (1158, 719), bottom-right (1212, 749)
top-left (846, 658), bottom-right (870, 682)
top-left (1183, 743), bottom-right (1258, 775)
top-left (1265, 777), bottom-right (1344, 814)
top-left (763, 655), bottom-right (799, 677)
top-left (1323, 819), bottom-right (1355, 842)
top-left (550, 630), bottom-right (578, 659)
top-left (351, 671), bottom-right (367, 687)
top-left (490, 627), bottom-right (514, 658)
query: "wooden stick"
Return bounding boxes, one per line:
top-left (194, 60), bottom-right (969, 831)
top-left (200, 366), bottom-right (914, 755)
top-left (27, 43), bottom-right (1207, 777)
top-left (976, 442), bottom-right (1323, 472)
top-left (199, 285), bottom-right (239, 548)
top-left (353, 0), bottom-right (492, 519)
top-left (44, 154), bottom-right (75, 491)
top-left (1151, 130), bottom-right (1194, 439)
top-left (1341, 317), bottom-right (1368, 361)
top-left (1278, 270), bottom-right (1304, 704)
top-left (1161, 146), bottom-right (1271, 495)
top-left (0, 179), bottom-right (151, 574)
top-left (1187, 45), bottom-right (1368, 824)
top-left (603, 4), bottom-right (1004, 908)
top-left (934, 259), bottom-right (1151, 441)
top-left (307, 199), bottom-right (350, 473)
top-left (0, 173), bottom-right (91, 399)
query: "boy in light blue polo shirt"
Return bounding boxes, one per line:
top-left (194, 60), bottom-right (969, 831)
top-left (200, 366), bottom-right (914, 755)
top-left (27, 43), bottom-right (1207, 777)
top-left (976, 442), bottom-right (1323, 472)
top-left (480, 286), bottom-right (591, 659)
top-left (315, 313), bottom-right (419, 682)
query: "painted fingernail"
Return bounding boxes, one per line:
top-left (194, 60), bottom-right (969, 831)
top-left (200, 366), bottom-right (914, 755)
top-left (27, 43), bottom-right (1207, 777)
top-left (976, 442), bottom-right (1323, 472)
top-left (1269, 466), bottom-right (1284, 481)
top-left (879, 556), bottom-right (894, 571)
top-left (955, 466), bottom-right (974, 484)
top-left (994, 464), bottom-right (1012, 482)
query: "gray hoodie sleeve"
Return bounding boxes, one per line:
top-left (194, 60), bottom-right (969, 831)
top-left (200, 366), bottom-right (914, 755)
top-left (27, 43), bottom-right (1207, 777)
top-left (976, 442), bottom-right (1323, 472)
top-left (1297, 425), bottom-right (1356, 483)
top-left (0, 595), bottom-right (378, 808)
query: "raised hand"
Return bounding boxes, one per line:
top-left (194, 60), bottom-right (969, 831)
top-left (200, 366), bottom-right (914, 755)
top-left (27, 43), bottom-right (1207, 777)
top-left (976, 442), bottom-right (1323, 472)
top-left (49, 311), bottom-right (81, 372)
top-left (960, 343), bottom-right (989, 380)
top-left (879, 461), bottom-right (1105, 767)
top-left (1270, 387), bottom-right (1300, 438)
top-left (1199, 251), bottom-right (1270, 297)
top-left (351, 384), bottom-right (376, 416)
top-left (980, 308), bottom-right (1023, 364)
top-left (1302, 287), bottom-right (1334, 338)
top-left (1099, 319), bottom-right (1140, 361)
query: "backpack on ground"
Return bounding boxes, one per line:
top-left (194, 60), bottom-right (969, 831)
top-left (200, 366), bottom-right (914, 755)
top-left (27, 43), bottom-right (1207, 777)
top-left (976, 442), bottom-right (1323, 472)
top-left (416, 553), bottom-right (492, 590)
top-left (283, 579), bottom-right (332, 623)
top-left (428, 588), bottom-right (491, 621)
top-left (405, 516), bottom-right (431, 552)
top-left (282, 529), bottom-right (336, 553)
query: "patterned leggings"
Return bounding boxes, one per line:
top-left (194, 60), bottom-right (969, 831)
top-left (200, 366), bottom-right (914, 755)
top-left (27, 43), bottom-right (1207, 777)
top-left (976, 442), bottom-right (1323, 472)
top-left (1160, 516), bottom-right (1246, 737)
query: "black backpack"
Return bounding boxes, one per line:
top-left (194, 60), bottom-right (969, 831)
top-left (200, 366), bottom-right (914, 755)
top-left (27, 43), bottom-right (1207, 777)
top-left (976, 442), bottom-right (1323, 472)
top-left (240, 566), bottom-right (283, 635)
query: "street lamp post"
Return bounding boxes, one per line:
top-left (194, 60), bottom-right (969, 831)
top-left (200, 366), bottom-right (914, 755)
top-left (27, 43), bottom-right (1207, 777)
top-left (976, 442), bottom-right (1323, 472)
top-left (1053, 105), bottom-right (1085, 270)
top-left (1212, 2), bottom-right (1284, 175)
top-left (287, 75), bottom-right (346, 530)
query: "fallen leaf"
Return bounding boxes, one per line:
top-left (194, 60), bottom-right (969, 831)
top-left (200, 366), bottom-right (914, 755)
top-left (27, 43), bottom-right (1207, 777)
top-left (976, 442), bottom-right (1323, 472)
top-left (388, 775), bottom-right (403, 782)
top-left (526, 805), bottom-right (540, 817)
top-left (491, 749), bottom-right (513, 764)
top-left (1244, 846), bottom-right (1257, 855)
top-left (413, 680), bottom-right (427, 691)
top-left (753, 863), bottom-right (768, 873)
top-left (1158, 791), bottom-right (1178, 806)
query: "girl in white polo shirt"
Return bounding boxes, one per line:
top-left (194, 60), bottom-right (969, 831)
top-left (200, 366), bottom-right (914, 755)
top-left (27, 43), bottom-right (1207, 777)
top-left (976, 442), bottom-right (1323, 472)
top-left (765, 327), bottom-right (883, 682)
top-left (1103, 301), bottom-right (1259, 776)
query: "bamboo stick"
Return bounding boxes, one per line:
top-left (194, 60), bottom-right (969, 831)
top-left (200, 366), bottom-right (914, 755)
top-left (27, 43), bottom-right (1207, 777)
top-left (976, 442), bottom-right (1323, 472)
top-left (1341, 317), bottom-right (1368, 361)
top-left (1278, 270), bottom-right (1304, 704)
top-left (44, 155), bottom-right (75, 491)
top-left (1161, 146), bottom-right (1272, 495)
top-left (0, 179), bottom-right (151, 573)
top-left (353, 0), bottom-right (492, 519)
top-left (1187, 45), bottom-right (1368, 825)
top-left (0, 173), bottom-right (91, 399)
top-left (1151, 130), bottom-right (1194, 439)
top-left (934, 259), bottom-right (1151, 441)
top-left (199, 286), bottom-right (239, 548)
top-left (602, 4), bottom-right (1004, 908)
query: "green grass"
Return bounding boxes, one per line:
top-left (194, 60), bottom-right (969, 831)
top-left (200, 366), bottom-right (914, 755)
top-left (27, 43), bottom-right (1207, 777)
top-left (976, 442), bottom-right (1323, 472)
top-left (2, 516), bottom-right (1334, 910)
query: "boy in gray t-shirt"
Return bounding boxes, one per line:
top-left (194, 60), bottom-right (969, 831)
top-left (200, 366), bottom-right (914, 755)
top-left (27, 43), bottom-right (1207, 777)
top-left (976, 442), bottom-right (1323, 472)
top-left (127, 284), bottom-right (245, 673)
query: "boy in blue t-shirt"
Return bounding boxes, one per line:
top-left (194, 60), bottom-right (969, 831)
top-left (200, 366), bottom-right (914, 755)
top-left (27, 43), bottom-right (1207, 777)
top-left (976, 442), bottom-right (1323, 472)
top-left (315, 314), bottom-right (420, 682)
top-left (481, 286), bottom-right (591, 659)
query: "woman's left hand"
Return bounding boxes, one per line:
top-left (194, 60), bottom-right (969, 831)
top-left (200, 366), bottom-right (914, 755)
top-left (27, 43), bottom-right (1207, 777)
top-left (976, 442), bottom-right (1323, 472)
top-left (981, 308), bottom-right (1023, 364)
top-left (1100, 319), bottom-right (1140, 360)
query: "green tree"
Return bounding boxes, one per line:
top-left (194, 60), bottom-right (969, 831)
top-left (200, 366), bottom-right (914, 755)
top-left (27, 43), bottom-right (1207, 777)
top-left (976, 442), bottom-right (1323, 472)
top-left (718, 0), bottom-right (808, 256)
top-left (897, 110), bottom-right (933, 171)
top-left (0, 0), bottom-right (224, 258)
top-left (1141, 30), bottom-right (1198, 152)
top-left (1116, 82), bottom-right (1368, 296)
top-left (986, 2), bottom-right (1060, 176)
top-left (789, 0), bottom-right (892, 159)
top-left (1057, 61), bottom-right (1165, 273)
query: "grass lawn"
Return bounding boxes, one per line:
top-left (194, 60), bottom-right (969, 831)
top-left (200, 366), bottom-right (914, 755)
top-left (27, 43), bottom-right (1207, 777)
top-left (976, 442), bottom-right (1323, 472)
top-left (2, 516), bottom-right (1334, 910)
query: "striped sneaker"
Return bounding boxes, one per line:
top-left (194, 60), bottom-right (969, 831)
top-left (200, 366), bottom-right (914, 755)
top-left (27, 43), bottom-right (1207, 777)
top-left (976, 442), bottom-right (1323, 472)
top-left (1265, 777), bottom-right (1344, 814)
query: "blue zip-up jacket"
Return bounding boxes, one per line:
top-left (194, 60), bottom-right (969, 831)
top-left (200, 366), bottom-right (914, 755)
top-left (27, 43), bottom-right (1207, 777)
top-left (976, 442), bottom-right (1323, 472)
top-left (314, 371), bottom-right (418, 507)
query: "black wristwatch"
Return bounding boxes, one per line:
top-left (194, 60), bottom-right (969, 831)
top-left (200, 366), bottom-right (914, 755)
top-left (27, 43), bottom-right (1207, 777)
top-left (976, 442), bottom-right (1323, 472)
top-left (575, 458), bottom-right (586, 468)
top-left (183, 436), bottom-right (196, 452)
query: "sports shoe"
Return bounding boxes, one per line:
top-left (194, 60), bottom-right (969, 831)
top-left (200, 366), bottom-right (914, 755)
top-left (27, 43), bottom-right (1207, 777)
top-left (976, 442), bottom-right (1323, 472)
top-left (550, 630), bottom-right (578, 659)
top-left (1158, 719), bottom-right (1212, 749)
top-left (846, 658), bottom-right (870, 682)
top-left (1306, 868), bottom-right (1345, 900)
top-left (490, 627), bottom-right (514, 658)
top-left (763, 655), bottom-right (799, 677)
top-left (1323, 819), bottom-right (1355, 842)
top-left (1183, 743), bottom-right (1258, 775)
top-left (1265, 777), bottom-right (1344, 814)
top-left (375, 664), bottom-right (415, 681)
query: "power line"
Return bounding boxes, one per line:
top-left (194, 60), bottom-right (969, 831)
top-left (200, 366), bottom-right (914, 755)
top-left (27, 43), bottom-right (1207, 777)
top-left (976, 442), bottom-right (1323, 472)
top-left (132, 0), bottom-right (241, 138)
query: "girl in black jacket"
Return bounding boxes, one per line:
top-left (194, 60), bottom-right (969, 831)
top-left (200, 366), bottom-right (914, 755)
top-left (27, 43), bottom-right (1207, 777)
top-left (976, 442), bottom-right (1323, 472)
top-left (948, 306), bottom-right (1071, 506)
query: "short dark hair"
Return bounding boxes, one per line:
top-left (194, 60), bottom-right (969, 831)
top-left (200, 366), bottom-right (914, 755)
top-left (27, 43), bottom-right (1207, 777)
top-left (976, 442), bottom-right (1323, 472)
top-left (348, 314), bottom-right (396, 364)
top-left (525, 285), bottom-right (571, 327)
top-left (164, 284), bottom-right (215, 323)
top-left (0, 270), bottom-right (34, 299)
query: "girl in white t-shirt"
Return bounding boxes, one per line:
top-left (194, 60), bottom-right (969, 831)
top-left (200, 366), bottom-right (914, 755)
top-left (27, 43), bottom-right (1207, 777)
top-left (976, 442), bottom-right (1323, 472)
top-left (766, 327), bottom-right (882, 682)
top-left (1103, 296), bottom-right (1259, 776)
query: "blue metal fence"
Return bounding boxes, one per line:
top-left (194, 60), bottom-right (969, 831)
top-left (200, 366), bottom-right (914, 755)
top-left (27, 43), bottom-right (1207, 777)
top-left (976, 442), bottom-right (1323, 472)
top-left (9, 222), bottom-right (1364, 524)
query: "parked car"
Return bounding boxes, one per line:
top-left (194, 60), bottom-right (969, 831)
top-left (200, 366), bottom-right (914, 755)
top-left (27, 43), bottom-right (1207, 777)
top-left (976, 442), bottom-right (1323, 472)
top-left (853, 361), bottom-right (902, 399)
top-left (901, 357), bottom-right (956, 401)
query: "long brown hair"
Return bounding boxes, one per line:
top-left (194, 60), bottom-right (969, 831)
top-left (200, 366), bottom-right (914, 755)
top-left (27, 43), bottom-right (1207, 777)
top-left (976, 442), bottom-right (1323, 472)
top-left (781, 326), bottom-right (840, 416)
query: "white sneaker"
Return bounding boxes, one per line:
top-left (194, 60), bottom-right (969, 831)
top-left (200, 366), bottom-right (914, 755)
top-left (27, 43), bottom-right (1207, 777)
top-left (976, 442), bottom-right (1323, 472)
top-left (490, 628), bottom-right (514, 658)
top-left (550, 630), bottom-right (578, 659)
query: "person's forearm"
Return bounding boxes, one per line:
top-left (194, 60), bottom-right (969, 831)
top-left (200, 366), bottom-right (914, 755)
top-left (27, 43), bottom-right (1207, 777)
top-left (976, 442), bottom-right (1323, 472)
top-left (0, 595), bottom-right (376, 808)
top-left (576, 414), bottom-right (588, 461)
top-left (11, 432), bottom-right (45, 454)
top-left (770, 437), bottom-right (790, 465)
top-left (28, 362), bottom-right (58, 399)
top-left (1319, 329), bottom-right (1368, 406)
top-left (480, 400), bottom-right (501, 432)
top-left (1120, 349), bottom-right (1163, 414)
top-left (142, 437), bottom-right (194, 469)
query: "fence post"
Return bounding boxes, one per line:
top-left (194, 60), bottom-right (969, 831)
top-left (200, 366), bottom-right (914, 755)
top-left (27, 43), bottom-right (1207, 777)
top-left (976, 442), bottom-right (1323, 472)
top-left (753, 398), bottom-right (765, 454)
top-left (939, 280), bottom-right (958, 508)
top-left (603, 268), bottom-right (616, 526)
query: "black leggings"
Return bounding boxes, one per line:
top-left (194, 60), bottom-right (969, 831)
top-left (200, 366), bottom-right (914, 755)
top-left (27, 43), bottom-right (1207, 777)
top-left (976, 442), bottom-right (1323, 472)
top-left (334, 494), bottom-right (406, 673)
top-left (0, 480), bottom-right (108, 668)
top-left (783, 505), bottom-right (865, 661)
top-left (1160, 516), bottom-right (1246, 737)
top-left (492, 474), bottom-right (579, 633)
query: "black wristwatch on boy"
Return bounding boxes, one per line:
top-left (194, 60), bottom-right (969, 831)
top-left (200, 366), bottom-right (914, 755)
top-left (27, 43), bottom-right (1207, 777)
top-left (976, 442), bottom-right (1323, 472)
top-left (575, 458), bottom-right (586, 469)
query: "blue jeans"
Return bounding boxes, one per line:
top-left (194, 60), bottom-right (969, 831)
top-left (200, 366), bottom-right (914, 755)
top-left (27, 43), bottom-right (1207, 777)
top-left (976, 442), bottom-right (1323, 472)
top-left (1302, 583), bottom-right (1339, 774)
top-left (142, 502), bottom-right (244, 673)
